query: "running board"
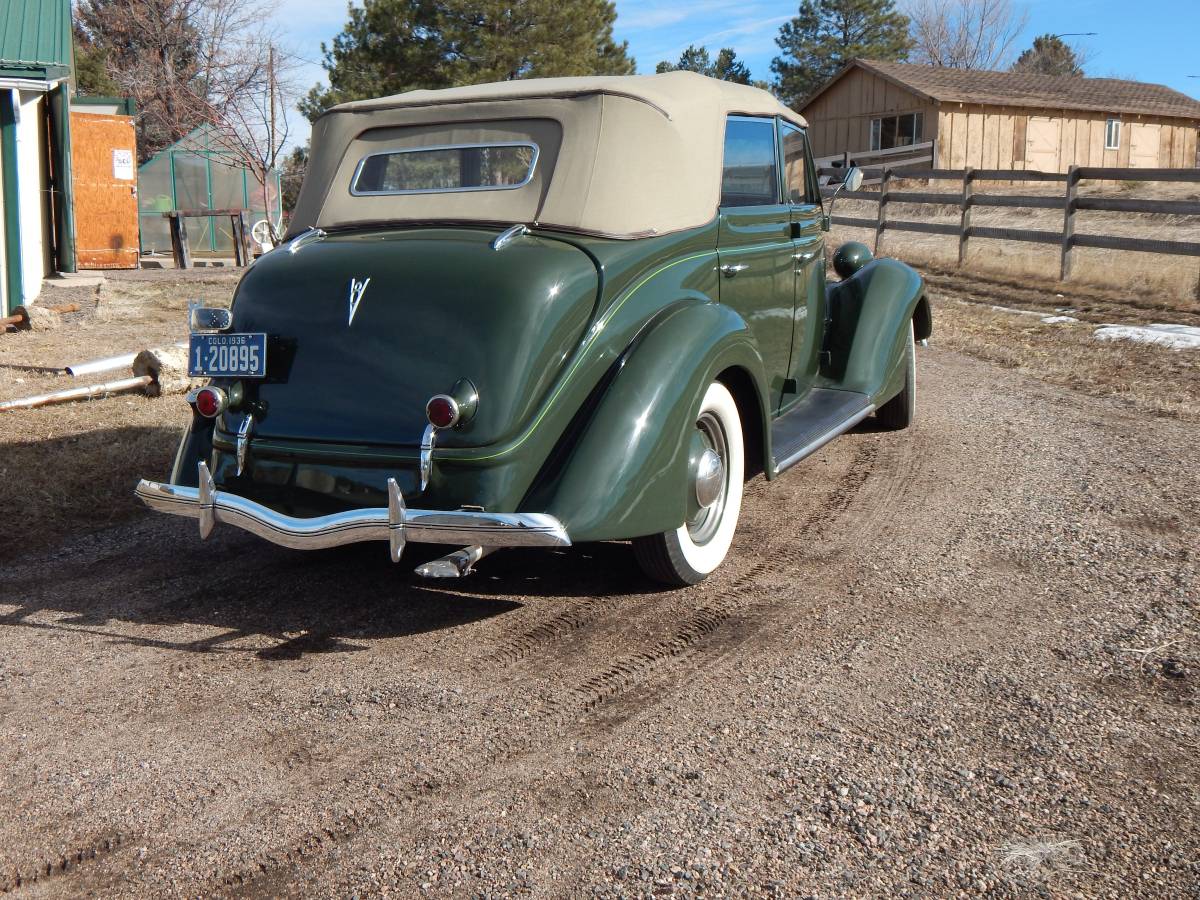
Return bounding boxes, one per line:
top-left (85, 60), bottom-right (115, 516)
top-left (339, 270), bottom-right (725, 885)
top-left (771, 389), bottom-right (874, 475)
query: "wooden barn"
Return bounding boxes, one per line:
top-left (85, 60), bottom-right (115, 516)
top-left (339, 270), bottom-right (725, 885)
top-left (801, 59), bottom-right (1200, 173)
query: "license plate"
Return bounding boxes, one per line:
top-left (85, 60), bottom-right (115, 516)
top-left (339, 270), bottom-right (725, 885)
top-left (188, 333), bottom-right (268, 378)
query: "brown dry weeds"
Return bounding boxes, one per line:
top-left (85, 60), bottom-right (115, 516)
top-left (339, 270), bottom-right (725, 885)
top-left (932, 299), bottom-right (1200, 422)
top-left (0, 270), bottom-right (237, 562)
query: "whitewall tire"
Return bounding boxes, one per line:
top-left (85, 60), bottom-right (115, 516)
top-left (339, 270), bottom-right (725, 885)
top-left (633, 381), bottom-right (745, 586)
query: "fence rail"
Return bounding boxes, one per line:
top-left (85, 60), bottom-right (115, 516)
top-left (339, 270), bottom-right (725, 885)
top-left (815, 140), bottom-right (936, 186)
top-left (819, 164), bottom-right (1200, 297)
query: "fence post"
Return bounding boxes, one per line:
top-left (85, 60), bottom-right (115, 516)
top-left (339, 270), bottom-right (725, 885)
top-left (167, 213), bottom-right (192, 270)
top-left (875, 168), bottom-right (890, 256)
top-left (958, 167), bottom-right (975, 267)
top-left (1060, 165), bottom-right (1080, 282)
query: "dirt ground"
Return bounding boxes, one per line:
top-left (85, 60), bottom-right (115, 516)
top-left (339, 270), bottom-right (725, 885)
top-left (0, 268), bottom-right (1197, 897)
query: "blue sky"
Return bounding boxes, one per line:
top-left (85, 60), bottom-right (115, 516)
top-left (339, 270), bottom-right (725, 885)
top-left (272, 0), bottom-right (1200, 148)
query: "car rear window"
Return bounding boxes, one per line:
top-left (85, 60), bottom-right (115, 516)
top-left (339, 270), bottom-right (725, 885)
top-left (351, 143), bottom-right (540, 195)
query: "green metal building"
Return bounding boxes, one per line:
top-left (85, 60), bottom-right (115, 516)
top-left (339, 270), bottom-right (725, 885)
top-left (0, 0), bottom-right (76, 316)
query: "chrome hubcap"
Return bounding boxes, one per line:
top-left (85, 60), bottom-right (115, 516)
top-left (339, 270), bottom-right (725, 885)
top-left (686, 411), bottom-right (729, 546)
top-left (694, 448), bottom-right (723, 509)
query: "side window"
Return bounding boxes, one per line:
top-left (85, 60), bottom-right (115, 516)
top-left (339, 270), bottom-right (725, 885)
top-left (721, 117), bottom-right (779, 208)
top-left (781, 124), bottom-right (816, 206)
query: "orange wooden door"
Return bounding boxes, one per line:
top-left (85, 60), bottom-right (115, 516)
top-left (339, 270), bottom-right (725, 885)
top-left (70, 112), bottom-right (139, 268)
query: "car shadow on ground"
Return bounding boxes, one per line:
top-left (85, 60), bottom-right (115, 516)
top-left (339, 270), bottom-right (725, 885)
top-left (0, 518), bottom-right (654, 660)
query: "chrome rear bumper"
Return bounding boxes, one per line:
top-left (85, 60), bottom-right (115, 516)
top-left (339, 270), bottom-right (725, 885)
top-left (134, 462), bottom-right (570, 560)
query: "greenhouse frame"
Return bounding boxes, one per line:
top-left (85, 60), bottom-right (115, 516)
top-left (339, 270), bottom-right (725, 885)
top-left (138, 127), bottom-right (282, 257)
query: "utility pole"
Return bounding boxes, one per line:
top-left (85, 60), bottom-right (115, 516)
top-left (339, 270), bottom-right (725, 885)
top-left (267, 43), bottom-right (276, 240)
top-left (268, 44), bottom-right (276, 157)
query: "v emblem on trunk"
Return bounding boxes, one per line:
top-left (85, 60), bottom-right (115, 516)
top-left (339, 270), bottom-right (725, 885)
top-left (347, 277), bottom-right (371, 326)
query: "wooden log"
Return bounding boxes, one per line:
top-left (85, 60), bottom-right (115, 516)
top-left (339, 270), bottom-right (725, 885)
top-left (132, 346), bottom-right (192, 397)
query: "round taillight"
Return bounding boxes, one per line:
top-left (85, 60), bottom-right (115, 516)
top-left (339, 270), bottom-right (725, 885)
top-left (194, 386), bottom-right (227, 418)
top-left (426, 394), bottom-right (459, 429)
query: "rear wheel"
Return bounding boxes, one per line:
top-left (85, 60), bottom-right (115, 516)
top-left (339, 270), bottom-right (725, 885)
top-left (876, 320), bottom-right (916, 430)
top-left (633, 381), bottom-right (745, 586)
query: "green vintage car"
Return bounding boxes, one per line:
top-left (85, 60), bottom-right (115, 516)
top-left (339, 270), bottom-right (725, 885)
top-left (135, 72), bottom-right (931, 585)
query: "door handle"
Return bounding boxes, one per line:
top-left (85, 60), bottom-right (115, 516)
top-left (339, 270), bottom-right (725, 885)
top-left (792, 250), bottom-right (818, 262)
top-left (720, 263), bottom-right (749, 278)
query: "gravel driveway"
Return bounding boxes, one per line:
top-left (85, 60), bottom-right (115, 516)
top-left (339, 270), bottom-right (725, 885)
top-left (0, 348), bottom-right (1195, 898)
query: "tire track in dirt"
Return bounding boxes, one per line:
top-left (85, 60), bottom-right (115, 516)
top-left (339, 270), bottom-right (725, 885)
top-left (75, 425), bottom-right (913, 898)
top-left (0, 832), bottom-right (124, 895)
top-left (488, 597), bottom-right (610, 665)
top-left (209, 437), bottom-right (898, 895)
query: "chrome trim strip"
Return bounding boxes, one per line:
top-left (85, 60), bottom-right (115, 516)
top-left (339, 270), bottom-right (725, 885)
top-left (198, 462), bottom-right (216, 539)
top-left (419, 424), bottom-right (436, 492)
top-left (491, 223), bottom-right (529, 251)
top-left (236, 415), bottom-right (254, 476)
top-left (772, 404), bottom-right (876, 475)
top-left (133, 474), bottom-right (571, 554)
top-left (350, 142), bottom-right (540, 197)
top-left (287, 226), bottom-right (326, 254)
top-left (387, 477), bottom-right (406, 562)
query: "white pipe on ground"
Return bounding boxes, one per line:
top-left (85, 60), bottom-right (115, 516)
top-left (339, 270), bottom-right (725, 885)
top-left (66, 341), bottom-right (188, 378)
top-left (0, 375), bottom-right (154, 412)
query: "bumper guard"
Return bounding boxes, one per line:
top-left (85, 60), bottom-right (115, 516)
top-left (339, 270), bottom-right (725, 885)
top-left (134, 462), bottom-right (570, 561)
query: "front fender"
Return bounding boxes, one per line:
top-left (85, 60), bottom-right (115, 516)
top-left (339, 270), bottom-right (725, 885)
top-left (527, 301), bottom-right (769, 542)
top-left (823, 257), bottom-right (927, 401)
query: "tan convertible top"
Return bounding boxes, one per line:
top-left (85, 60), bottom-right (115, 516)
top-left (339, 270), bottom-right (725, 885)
top-left (287, 72), bottom-right (807, 239)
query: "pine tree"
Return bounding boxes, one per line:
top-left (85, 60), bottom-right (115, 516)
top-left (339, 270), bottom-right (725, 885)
top-left (300, 0), bottom-right (634, 123)
top-left (1011, 34), bottom-right (1083, 77)
top-left (771, 0), bottom-right (913, 108)
top-left (655, 45), bottom-right (753, 85)
top-left (72, 23), bottom-right (121, 96)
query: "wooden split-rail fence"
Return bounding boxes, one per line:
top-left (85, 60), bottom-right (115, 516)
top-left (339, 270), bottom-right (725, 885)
top-left (818, 160), bottom-right (1200, 298)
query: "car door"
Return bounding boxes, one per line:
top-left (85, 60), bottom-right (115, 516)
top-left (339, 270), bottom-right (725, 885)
top-left (717, 116), bottom-right (795, 415)
top-left (780, 121), bottom-right (826, 411)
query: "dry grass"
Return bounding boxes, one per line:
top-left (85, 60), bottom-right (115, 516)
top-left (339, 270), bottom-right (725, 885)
top-left (999, 838), bottom-right (1084, 880)
top-left (0, 270), bottom-right (238, 562)
top-left (933, 298), bottom-right (1200, 422)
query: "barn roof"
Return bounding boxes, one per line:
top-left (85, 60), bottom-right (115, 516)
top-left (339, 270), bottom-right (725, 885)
top-left (0, 0), bottom-right (72, 81)
top-left (806, 59), bottom-right (1200, 121)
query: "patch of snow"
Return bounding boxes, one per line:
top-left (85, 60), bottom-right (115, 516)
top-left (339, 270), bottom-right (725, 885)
top-left (1041, 315), bottom-right (1079, 325)
top-left (1093, 323), bottom-right (1200, 351)
top-left (989, 304), bottom-right (1045, 318)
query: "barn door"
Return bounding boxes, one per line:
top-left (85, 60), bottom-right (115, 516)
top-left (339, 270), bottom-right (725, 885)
top-left (70, 112), bottom-right (139, 269)
top-left (1129, 124), bottom-right (1161, 169)
top-left (1025, 117), bottom-right (1061, 173)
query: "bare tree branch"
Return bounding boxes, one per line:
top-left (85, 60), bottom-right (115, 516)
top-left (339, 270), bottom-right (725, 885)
top-left (906, 0), bottom-right (1028, 70)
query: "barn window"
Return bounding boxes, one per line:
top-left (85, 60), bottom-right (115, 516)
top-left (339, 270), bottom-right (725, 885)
top-left (1105, 118), bottom-right (1121, 150)
top-left (869, 112), bottom-right (923, 151)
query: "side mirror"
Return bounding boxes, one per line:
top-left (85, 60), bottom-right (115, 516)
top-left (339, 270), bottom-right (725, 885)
top-left (823, 166), bottom-right (864, 232)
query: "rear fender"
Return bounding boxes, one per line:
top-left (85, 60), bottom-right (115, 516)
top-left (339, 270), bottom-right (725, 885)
top-left (822, 257), bottom-right (927, 402)
top-left (526, 301), bottom-right (769, 542)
